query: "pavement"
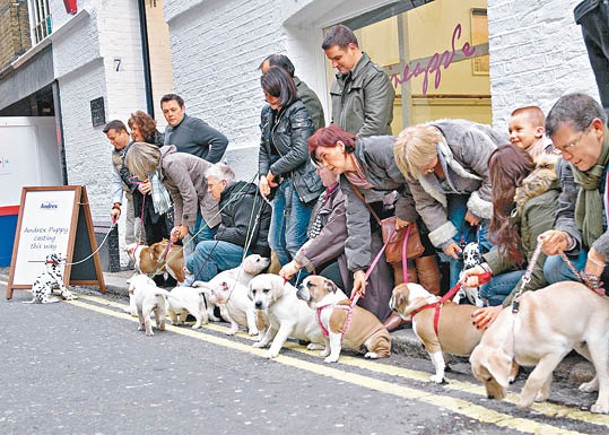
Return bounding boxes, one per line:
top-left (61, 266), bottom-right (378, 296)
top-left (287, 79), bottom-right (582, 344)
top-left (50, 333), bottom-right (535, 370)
top-left (2, 266), bottom-right (595, 386)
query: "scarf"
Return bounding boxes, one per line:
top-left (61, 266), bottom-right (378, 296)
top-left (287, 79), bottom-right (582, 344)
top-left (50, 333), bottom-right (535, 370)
top-left (149, 171), bottom-right (172, 216)
top-left (573, 127), bottom-right (609, 247)
top-left (344, 154), bottom-right (374, 189)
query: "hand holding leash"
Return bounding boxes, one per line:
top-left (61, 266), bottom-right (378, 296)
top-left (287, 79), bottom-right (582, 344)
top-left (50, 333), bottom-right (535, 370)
top-left (353, 269), bottom-right (367, 297)
top-left (443, 241), bottom-right (462, 259)
top-left (394, 217), bottom-right (410, 231)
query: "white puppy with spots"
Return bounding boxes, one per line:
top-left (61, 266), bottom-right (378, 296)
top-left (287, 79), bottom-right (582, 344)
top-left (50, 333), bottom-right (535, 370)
top-left (24, 253), bottom-right (77, 304)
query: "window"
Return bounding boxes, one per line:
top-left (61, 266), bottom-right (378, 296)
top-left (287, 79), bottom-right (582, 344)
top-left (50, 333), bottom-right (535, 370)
top-left (28, 0), bottom-right (52, 44)
top-left (325, 0), bottom-right (491, 133)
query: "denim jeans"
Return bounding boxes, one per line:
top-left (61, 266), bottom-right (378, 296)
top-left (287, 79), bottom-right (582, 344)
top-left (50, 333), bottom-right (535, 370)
top-left (186, 240), bottom-right (247, 282)
top-left (543, 249), bottom-right (588, 284)
top-left (439, 194), bottom-right (492, 288)
top-left (575, 0), bottom-right (609, 115)
top-left (269, 179), bottom-right (313, 266)
top-left (480, 270), bottom-right (525, 307)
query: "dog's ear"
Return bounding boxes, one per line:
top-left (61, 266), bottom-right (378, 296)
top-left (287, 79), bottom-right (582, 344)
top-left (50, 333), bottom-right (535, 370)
top-left (248, 282), bottom-right (254, 301)
top-left (403, 296), bottom-right (433, 316)
top-left (390, 284), bottom-right (409, 311)
top-left (484, 351), bottom-right (512, 389)
top-left (323, 279), bottom-right (338, 293)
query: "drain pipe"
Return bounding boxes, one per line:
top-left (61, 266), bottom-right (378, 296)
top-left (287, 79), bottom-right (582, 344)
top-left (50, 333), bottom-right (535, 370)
top-left (137, 0), bottom-right (154, 117)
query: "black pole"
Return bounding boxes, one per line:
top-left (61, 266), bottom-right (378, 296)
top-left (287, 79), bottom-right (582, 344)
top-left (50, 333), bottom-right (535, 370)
top-left (137, 0), bottom-right (154, 117)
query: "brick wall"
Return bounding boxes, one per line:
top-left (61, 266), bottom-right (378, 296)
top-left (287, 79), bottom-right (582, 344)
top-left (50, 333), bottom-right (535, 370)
top-left (0, 0), bottom-right (31, 67)
top-left (487, 0), bottom-right (599, 131)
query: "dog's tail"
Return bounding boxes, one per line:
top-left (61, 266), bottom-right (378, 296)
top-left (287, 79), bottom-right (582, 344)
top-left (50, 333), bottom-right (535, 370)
top-left (191, 280), bottom-right (213, 290)
top-left (153, 288), bottom-right (172, 299)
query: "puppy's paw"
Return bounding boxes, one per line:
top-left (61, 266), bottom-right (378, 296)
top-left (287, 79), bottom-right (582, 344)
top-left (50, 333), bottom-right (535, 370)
top-left (252, 341), bottom-right (267, 348)
top-left (320, 348), bottom-right (331, 357)
top-left (65, 294), bottom-right (78, 300)
top-left (248, 329), bottom-right (260, 336)
top-left (306, 343), bottom-right (325, 351)
top-left (264, 349), bottom-right (279, 359)
top-left (579, 379), bottom-right (599, 393)
top-left (591, 402), bottom-right (609, 414)
top-left (535, 391), bottom-right (549, 403)
top-left (145, 330), bottom-right (155, 336)
top-left (429, 374), bottom-right (445, 384)
top-left (225, 328), bottom-right (238, 336)
top-left (517, 397), bottom-right (534, 410)
top-left (324, 355), bottom-right (339, 363)
top-left (364, 352), bottom-right (379, 359)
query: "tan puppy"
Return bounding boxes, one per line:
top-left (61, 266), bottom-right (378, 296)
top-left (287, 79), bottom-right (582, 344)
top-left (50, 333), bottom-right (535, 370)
top-left (249, 274), bottom-right (325, 358)
top-left (296, 276), bottom-right (391, 363)
top-left (390, 283), bottom-right (484, 383)
top-left (470, 282), bottom-right (609, 414)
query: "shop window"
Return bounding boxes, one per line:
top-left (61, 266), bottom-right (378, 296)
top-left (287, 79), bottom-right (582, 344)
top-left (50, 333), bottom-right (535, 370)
top-left (325, 0), bottom-right (491, 133)
top-left (28, 0), bottom-right (52, 44)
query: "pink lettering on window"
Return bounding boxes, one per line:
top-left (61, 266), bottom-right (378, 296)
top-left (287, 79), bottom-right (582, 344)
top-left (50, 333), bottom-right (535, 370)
top-left (389, 23), bottom-right (477, 95)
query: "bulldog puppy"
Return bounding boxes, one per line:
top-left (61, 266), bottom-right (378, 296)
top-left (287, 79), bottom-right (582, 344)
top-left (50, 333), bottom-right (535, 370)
top-left (124, 274), bottom-right (155, 317)
top-left (149, 239), bottom-right (187, 284)
top-left (127, 274), bottom-right (170, 336)
top-left (166, 285), bottom-right (211, 329)
top-left (470, 282), bottom-right (609, 414)
top-left (207, 278), bottom-right (259, 336)
top-left (296, 276), bottom-right (391, 363)
top-left (390, 283), bottom-right (484, 383)
top-left (249, 274), bottom-right (324, 358)
top-left (124, 243), bottom-right (163, 278)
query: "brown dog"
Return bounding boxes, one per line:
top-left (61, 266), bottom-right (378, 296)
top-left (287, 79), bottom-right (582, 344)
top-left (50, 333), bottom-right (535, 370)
top-left (470, 282), bottom-right (609, 414)
top-left (390, 282), bottom-right (484, 383)
top-left (296, 276), bottom-right (391, 363)
top-left (125, 240), bottom-right (186, 284)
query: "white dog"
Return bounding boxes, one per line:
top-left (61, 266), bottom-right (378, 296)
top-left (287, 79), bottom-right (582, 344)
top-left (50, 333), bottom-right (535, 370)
top-left (166, 284), bottom-right (212, 329)
top-left (470, 281), bottom-right (609, 413)
top-left (127, 274), bottom-right (171, 336)
top-left (249, 274), bottom-right (324, 358)
top-left (24, 253), bottom-right (77, 304)
top-left (206, 278), bottom-right (259, 336)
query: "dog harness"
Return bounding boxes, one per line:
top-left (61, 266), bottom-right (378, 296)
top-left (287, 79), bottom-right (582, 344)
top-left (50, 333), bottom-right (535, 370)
top-left (316, 302), bottom-right (353, 338)
top-left (410, 272), bottom-right (492, 335)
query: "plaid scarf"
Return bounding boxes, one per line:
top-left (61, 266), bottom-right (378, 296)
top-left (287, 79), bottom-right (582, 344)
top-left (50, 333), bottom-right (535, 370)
top-left (149, 172), bottom-right (172, 215)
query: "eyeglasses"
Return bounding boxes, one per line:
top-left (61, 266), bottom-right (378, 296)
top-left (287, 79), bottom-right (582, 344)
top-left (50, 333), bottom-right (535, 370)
top-left (554, 125), bottom-right (593, 156)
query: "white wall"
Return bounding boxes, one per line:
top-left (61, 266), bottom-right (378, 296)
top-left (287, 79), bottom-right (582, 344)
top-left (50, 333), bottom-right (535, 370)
top-left (487, 0), bottom-right (599, 131)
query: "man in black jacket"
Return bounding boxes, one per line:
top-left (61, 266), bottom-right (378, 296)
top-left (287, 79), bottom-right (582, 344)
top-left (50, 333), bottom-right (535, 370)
top-left (185, 163), bottom-right (271, 281)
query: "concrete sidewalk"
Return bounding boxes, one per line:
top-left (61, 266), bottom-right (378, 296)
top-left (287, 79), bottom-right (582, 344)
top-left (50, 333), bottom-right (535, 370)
top-left (2, 267), bottom-right (595, 386)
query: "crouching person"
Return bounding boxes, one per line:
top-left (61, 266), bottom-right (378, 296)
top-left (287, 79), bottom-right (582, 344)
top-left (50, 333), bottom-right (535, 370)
top-left (187, 163), bottom-right (272, 281)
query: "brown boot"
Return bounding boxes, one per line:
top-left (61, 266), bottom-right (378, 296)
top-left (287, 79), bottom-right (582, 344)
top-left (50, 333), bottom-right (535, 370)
top-left (392, 262), bottom-right (418, 286)
top-left (416, 255), bottom-right (441, 295)
top-left (383, 311), bottom-right (405, 332)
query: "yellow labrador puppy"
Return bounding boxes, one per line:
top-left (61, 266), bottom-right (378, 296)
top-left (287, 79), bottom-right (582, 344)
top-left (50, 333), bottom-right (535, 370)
top-left (390, 283), bottom-right (484, 383)
top-left (297, 276), bottom-right (391, 363)
top-left (249, 274), bottom-right (324, 358)
top-left (469, 281), bottom-right (609, 414)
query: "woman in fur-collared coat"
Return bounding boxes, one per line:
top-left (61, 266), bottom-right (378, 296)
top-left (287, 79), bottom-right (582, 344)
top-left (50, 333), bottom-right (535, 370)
top-left (393, 119), bottom-right (507, 287)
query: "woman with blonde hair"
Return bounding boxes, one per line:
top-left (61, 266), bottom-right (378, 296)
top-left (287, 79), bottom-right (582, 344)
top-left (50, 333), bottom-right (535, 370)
top-left (393, 119), bottom-right (506, 287)
top-left (125, 142), bottom-right (219, 247)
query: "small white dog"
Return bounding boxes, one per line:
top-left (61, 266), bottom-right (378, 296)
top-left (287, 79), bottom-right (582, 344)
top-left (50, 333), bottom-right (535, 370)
top-left (207, 278), bottom-right (259, 336)
top-left (24, 253), bottom-right (77, 304)
top-left (166, 284), bottom-right (212, 329)
top-left (249, 274), bottom-right (324, 358)
top-left (127, 274), bottom-right (171, 336)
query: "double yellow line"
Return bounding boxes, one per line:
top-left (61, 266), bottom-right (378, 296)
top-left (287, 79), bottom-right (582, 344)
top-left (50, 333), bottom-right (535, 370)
top-left (63, 293), bottom-right (609, 434)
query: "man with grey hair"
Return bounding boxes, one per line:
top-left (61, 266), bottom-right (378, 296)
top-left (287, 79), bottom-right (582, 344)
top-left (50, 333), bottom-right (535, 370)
top-left (540, 93), bottom-right (609, 293)
top-left (185, 163), bottom-right (272, 282)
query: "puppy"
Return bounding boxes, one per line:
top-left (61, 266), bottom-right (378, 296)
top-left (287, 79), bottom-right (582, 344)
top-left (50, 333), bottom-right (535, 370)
top-left (390, 283), bottom-right (484, 383)
top-left (207, 278), bottom-right (259, 336)
top-left (126, 274), bottom-right (170, 336)
top-left (149, 239), bottom-right (186, 284)
top-left (166, 285), bottom-right (210, 329)
top-left (296, 276), bottom-right (391, 363)
top-left (470, 282), bottom-right (609, 414)
top-left (454, 242), bottom-right (484, 307)
top-left (125, 242), bottom-right (183, 282)
top-left (249, 274), bottom-right (324, 358)
top-left (24, 253), bottom-right (77, 304)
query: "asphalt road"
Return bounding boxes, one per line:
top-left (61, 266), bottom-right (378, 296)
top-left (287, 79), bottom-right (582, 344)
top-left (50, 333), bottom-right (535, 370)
top-left (1, 280), bottom-right (609, 434)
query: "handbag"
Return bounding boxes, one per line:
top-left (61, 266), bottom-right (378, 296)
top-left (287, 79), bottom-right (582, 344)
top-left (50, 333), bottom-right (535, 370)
top-left (351, 186), bottom-right (425, 263)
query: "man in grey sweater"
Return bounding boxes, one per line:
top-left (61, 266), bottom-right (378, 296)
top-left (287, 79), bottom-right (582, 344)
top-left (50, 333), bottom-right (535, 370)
top-left (161, 93), bottom-right (228, 163)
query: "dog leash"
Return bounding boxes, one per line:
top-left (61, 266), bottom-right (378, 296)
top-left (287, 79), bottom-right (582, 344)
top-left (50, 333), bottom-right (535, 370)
top-left (511, 237), bottom-right (544, 313)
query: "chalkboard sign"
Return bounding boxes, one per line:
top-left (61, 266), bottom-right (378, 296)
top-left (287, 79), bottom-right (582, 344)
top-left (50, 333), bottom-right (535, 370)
top-left (6, 185), bottom-right (105, 299)
top-left (90, 97), bottom-right (105, 128)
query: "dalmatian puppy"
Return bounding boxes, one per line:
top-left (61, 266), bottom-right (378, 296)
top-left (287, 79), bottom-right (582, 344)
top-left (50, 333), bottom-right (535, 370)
top-left (454, 242), bottom-right (484, 307)
top-left (23, 253), bottom-right (78, 304)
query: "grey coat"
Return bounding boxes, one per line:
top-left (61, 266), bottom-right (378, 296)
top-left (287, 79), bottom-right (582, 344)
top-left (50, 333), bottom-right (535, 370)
top-left (164, 114), bottom-right (228, 163)
top-left (330, 52), bottom-right (395, 137)
top-left (295, 77), bottom-right (325, 132)
top-left (258, 100), bottom-right (323, 204)
top-left (341, 135), bottom-right (418, 272)
top-left (158, 146), bottom-right (220, 229)
top-left (408, 119), bottom-right (506, 249)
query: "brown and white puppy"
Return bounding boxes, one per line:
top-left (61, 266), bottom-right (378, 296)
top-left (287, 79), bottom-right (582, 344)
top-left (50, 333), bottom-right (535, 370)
top-left (390, 283), bottom-right (484, 383)
top-left (124, 240), bottom-right (187, 284)
top-left (470, 282), bottom-right (609, 414)
top-left (126, 274), bottom-right (170, 336)
top-left (296, 276), bottom-right (391, 363)
top-left (249, 274), bottom-right (324, 358)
